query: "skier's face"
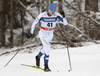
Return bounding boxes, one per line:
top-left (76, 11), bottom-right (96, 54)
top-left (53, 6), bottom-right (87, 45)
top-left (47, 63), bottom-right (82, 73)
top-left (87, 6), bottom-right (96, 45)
top-left (48, 9), bottom-right (55, 15)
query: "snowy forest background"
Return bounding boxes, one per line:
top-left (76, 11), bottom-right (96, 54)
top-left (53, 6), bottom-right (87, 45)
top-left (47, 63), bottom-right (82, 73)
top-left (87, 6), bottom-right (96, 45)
top-left (0, 0), bottom-right (100, 48)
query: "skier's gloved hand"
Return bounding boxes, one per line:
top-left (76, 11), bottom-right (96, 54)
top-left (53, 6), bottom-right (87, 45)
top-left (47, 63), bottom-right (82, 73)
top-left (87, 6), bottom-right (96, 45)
top-left (26, 33), bottom-right (32, 39)
top-left (60, 10), bottom-right (65, 18)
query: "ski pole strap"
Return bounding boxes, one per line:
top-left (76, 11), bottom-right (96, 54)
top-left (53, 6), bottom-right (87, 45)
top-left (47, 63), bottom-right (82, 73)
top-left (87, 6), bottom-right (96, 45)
top-left (41, 26), bottom-right (55, 31)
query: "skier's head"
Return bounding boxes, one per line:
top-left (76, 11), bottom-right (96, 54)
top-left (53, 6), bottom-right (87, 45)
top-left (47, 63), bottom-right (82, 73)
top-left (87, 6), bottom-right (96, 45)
top-left (49, 3), bottom-right (56, 12)
top-left (48, 3), bottom-right (56, 15)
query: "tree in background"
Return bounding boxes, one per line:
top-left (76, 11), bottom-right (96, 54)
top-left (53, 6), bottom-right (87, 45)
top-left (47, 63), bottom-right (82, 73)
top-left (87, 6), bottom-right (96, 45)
top-left (85, 0), bottom-right (100, 40)
top-left (10, 0), bottom-right (13, 48)
top-left (0, 0), bottom-right (100, 48)
top-left (85, 0), bottom-right (98, 12)
top-left (0, 0), bottom-right (6, 47)
top-left (0, 0), bottom-right (31, 47)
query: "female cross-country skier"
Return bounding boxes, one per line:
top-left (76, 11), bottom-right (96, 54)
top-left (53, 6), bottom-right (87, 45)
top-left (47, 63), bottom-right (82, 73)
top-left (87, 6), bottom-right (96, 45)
top-left (27, 3), bottom-right (67, 72)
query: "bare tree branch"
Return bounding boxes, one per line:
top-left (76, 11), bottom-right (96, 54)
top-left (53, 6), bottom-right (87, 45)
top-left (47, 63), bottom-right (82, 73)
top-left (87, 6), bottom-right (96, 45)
top-left (64, 0), bottom-right (100, 25)
top-left (18, 0), bottom-right (36, 19)
top-left (67, 23), bottom-right (85, 36)
top-left (57, 22), bottom-right (86, 36)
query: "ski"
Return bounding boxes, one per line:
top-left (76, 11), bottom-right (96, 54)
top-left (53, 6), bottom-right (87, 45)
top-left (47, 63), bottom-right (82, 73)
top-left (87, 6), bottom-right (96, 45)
top-left (21, 64), bottom-right (44, 71)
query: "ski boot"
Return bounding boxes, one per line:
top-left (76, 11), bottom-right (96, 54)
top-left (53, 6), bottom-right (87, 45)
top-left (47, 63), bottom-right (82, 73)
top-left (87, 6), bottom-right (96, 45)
top-left (44, 65), bottom-right (51, 72)
top-left (35, 55), bottom-right (40, 67)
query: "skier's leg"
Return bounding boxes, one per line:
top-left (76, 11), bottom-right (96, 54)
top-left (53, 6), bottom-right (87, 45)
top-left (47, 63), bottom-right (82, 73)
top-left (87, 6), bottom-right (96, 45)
top-left (36, 34), bottom-right (52, 68)
top-left (40, 38), bottom-right (51, 72)
top-left (39, 47), bottom-right (45, 57)
top-left (40, 32), bottom-right (53, 71)
top-left (35, 31), bottom-right (43, 67)
top-left (39, 30), bottom-right (52, 56)
top-left (35, 31), bottom-right (47, 66)
top-left (38, 31), bottom-right (53, 71)
top-left (36, 47), bottom-right (44, 67)
top-left (35, 47), bottom-right (44, 66)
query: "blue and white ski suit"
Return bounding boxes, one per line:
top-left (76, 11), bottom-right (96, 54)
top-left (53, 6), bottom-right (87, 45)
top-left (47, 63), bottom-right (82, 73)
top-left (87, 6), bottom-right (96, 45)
top-left (30, 11), bottom-right (67, 65)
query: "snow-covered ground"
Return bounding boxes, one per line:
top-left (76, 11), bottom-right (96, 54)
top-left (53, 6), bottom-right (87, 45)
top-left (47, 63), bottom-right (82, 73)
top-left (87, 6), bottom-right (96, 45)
top-left (0, 43), bottom-right (100, 76)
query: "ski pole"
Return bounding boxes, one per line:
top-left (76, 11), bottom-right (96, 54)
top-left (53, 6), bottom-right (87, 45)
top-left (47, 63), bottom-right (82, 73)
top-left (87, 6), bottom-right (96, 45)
top-left (4, 39), bottom-right (30, 67)
top-left (63, 25), bottom-right (72, 72)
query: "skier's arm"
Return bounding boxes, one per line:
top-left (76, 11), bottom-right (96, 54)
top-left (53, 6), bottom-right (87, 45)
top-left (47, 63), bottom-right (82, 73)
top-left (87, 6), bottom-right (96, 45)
top-left (57, 11), bottom-right (67, 25)
top-left (26, 13), bottom-right (43, 39)
top-left (63, 17), bottom-right (67, 25)
top-left (30, 13), bottom-right (43, 34)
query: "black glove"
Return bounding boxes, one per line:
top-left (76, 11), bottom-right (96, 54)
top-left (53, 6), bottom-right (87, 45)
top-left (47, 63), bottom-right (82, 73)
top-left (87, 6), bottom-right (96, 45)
top-left (60, 10), bottom-right (65, 18)
top-left (26, 33), bottom-right (32, 38)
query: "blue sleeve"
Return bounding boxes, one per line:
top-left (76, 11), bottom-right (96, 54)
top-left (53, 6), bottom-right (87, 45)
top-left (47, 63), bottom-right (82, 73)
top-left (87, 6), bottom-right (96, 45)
top-left (57, 16), bottom-right (63, 22)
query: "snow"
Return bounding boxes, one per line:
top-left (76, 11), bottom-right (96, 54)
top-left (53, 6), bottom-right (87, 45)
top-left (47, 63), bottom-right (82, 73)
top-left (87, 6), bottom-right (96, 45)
top-left (0, 43), bottom-right (100, 76)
